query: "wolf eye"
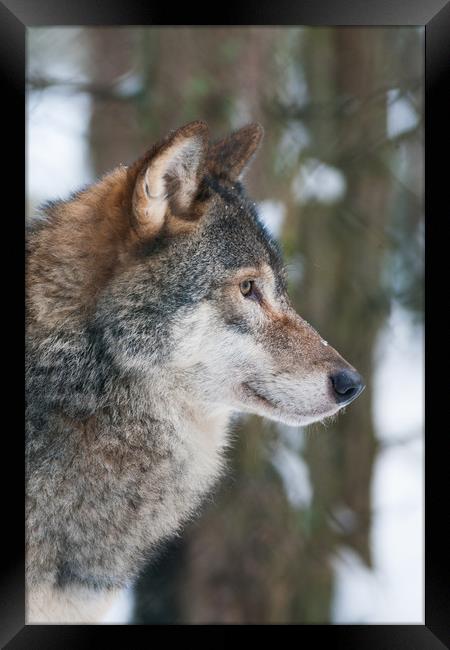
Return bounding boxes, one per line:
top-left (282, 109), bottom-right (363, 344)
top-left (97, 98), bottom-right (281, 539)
top-left (240, 279), bottom-right (254, 297)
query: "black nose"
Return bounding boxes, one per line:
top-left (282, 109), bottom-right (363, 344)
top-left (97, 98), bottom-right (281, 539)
top-left (330, 369), bottom-right (365, 405)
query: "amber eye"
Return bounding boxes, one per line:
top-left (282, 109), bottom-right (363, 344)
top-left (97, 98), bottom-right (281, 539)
top-left (239, 279), bottom-right (254, 297)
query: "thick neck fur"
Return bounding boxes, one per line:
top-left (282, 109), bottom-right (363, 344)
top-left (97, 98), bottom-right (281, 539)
top-left (27, 288), bottom-right (229, 589)
top-left (26, 334), bottom-right (232, 590)
top-left (26, 167), bottom-right (137, 332)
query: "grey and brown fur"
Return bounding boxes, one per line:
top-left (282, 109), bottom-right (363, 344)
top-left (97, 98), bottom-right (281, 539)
top-left (26, 121), bottom-right (364, 623)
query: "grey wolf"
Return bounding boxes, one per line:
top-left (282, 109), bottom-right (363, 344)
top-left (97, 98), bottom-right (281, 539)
top-left (25, 121), bottom-right (364, 623)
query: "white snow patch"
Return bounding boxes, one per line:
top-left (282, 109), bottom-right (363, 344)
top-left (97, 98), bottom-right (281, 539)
top-left (332, 304), bottom-right (424, 623)
top-left (27, 88), bottom-right (93, 211)
top-left (101, 586), bottom-right (135, 624)
top-left (276, 123), bottom-right (311, 174)
top-left (115, 72), bottom-right (143, 98)
top-left (271, 440), bottom-right (312, 509)
top-left (387, 89), bottom-right (419, 139)
top-left (292, 159), bottom-right (347, 204)
top-left (258, 200), bottom-right (286, 238)
top-left (373, 304), bottom-right (424, 441)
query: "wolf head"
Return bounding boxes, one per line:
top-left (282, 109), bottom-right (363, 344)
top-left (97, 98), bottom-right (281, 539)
top-left (83, 120), bottom-right (363, 427)
top-left (30, 121), bottom-right (364, 426)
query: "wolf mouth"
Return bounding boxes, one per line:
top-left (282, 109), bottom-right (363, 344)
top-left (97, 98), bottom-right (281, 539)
top-left (241, 382), bottom-right (276, 409)
top-left (241, 381), bottom-right (341, 425)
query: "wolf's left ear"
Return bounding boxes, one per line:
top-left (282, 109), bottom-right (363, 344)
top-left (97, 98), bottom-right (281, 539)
top-left (130, 121), bottom-right (209, 237)
top-left (207, 123), bottom-right (264, 182)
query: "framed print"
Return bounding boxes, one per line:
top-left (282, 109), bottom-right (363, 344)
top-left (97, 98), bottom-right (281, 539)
top-left (1, 0), bottom-right (447, 647)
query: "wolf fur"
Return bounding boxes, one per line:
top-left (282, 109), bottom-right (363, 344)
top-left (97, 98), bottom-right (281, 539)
top-left (26, 121), bottom-right (362, 623)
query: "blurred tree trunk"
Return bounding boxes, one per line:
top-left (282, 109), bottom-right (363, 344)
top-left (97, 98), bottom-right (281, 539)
top-left (87, 28), bottom-right (142, 173)
top-left (288, 28), bottom-right (395, 621)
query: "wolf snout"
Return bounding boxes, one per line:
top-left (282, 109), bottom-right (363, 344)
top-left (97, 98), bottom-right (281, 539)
top-left (329, 369), bottom-right (365, 405)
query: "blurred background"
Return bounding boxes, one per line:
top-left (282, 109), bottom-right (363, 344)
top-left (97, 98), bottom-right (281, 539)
top-left (26, 27), bottom-right (424, 624)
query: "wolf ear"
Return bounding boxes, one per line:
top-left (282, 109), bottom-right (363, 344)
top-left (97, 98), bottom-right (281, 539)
top-left (130, 121), bottom-right (209, 237)
top-left (207, 123), bottom-right (264, 182)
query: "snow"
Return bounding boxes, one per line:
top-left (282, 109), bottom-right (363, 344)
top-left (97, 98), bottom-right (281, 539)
top-left (332, 304), bottom-right (424, 623)
top-left (101, 586), bottom-right (135, 624)
top-left (292, 158), bottom-right (347, 204)
top-left (27, 88), bottom-right (93, 210)
top-left (271, 441), bottom-right (313, 509)
top-left (387, 89), bottom-right (420, 139)
top-left (258, 200), bottom-right (286, 238)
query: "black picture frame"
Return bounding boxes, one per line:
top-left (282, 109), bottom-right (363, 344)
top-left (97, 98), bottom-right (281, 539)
top-left (2, 0), bottom-right (447, 646)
